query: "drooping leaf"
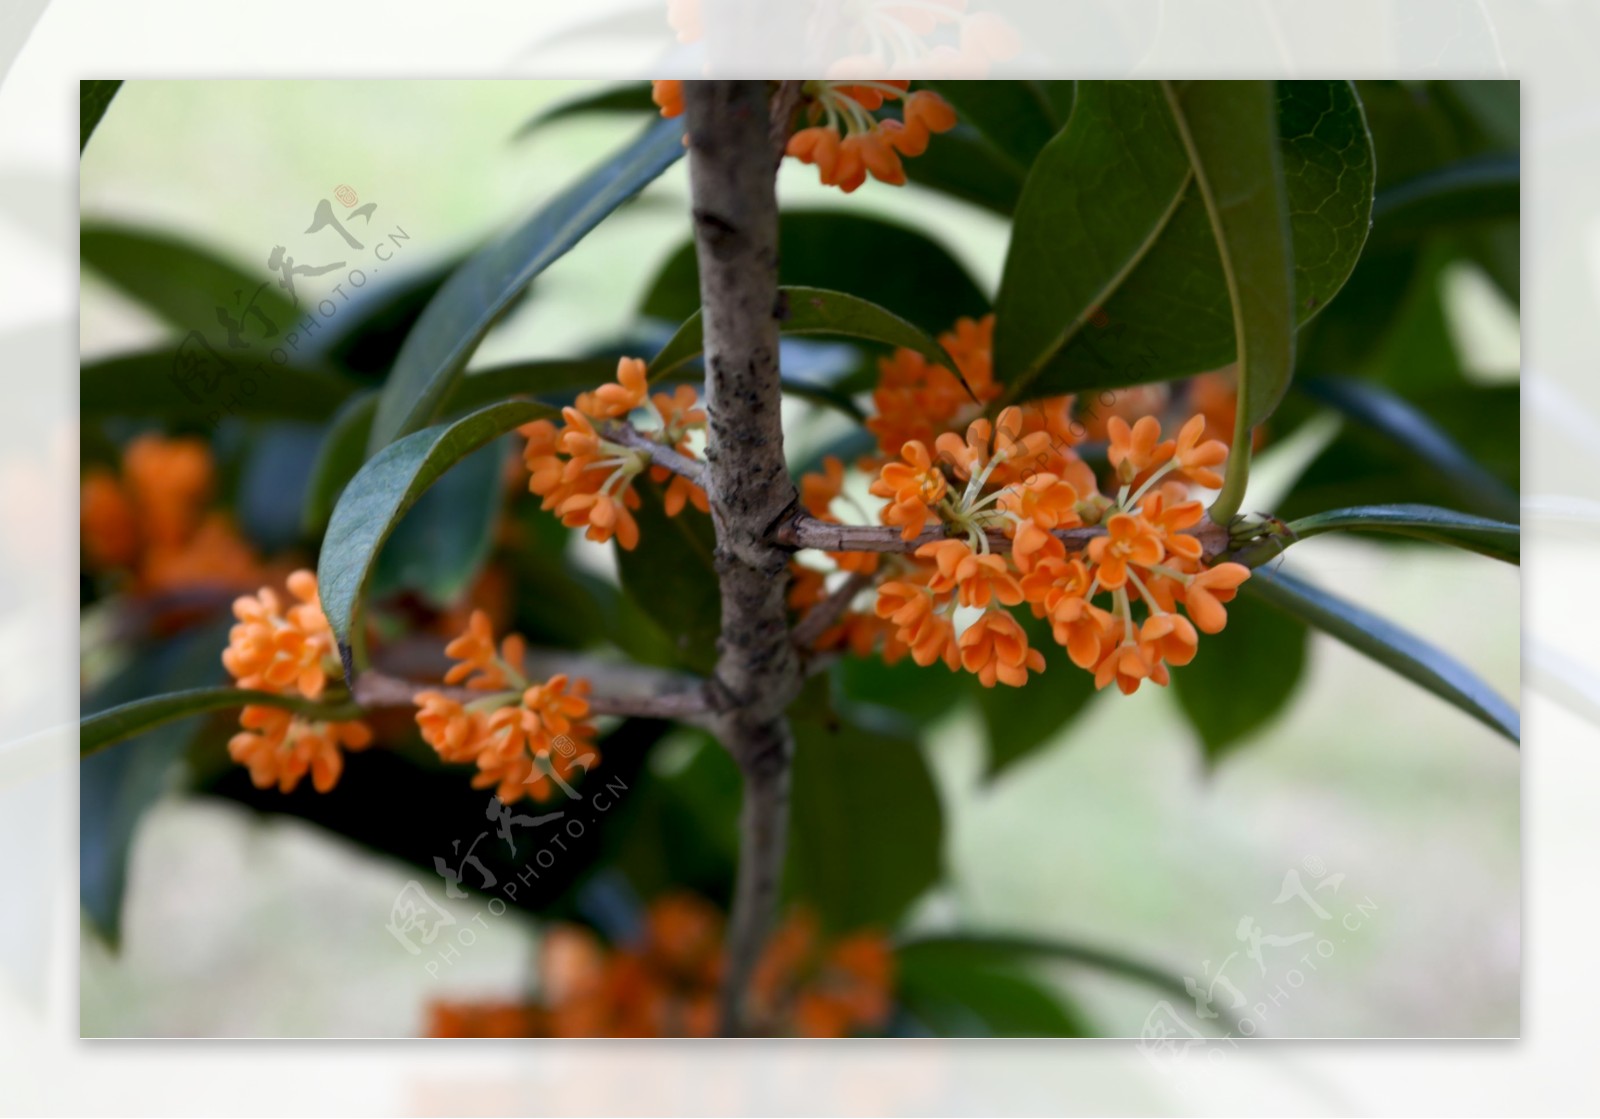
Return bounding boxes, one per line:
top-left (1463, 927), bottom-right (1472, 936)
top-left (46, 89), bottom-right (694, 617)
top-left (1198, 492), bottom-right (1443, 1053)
top-left (1171, 592), bottom-right (1308, 764)
top-left (1160, 80), bottom-right (1295, 431)
top-left (994, 80), bottom-right (1373, 409)
top-left (81, 223), bottom-right (297, 337)
top-left (651, 286), bottom-right (970, 393)
top-left (1284, 378), bottom-right (1519, 523)
top-left (613, 477), bottom-right (721, 674)
top-left (82, 349), bottom-right (353, 426)
top-left (319, 401), bottom-right (554, 670)
top-left (1286, 504), bottom-right (1519, 564)
top-left (895, 955), bottom-right (1093, 1037)
top-left (80, 80), bottom-right (123, 153)
top-left (367, 117), bottom-right (685, 454)
top-left (514, 81), bottom-right (656, 138)
top-left (639, 210), bottom-right (989, 335)
top-left (787, 715), bottom-right (943, 933)
top-left (923, 81), bottom-right (1064, 171)
top-left (82, 687), bottom-right (360, 759)
top-left (1245, 565), bottom-right (1519, 745)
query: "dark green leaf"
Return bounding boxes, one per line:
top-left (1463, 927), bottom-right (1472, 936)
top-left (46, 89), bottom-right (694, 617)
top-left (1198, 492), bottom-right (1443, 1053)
top-left (371, 437), bottom-right (507, 606)
top-left (515, 81), bottom-right (656, 138)
top-left (995, 80), bottom-right (1373, 408)
top-left (903, 123), bottom-right (1025, 215)
top-left (80, 80), bottom-right (123, 153)
top-left (1287, 503), bottom-right (1519, 564)
top-left (651, 286), bottom-right (970, 394)
top-left (302, 392), bottom-right (377, 533)
top-left (1245, 565), bottom-right (1519, 744)
top-left (923, 81), bottom-right (1062, 171)
top-left (1162, 80), bottom-right (1295, 431)
top-left (1171, 592), bottom-right (1308, 763)
top-left (1370, 154), bottom-right (1518, 237)
top-left (82, 349), bottom-right (353, 425)
top-left (82, 223), bottom-right (297, 337)
top-left (639, 209), bottom-right (989, 335)
top-left (319, 401), bottom-right (554, 670)
top-left (82, 687), bottom-right (360, 759)
top-left (367, 117), bottom-right (685, 454)
top-left (613, 477), bottom-right (721, 673)
top-left (787, 715), bottom-right (943, 933)
top-left (896, 955), bottom-right (1092, 1037)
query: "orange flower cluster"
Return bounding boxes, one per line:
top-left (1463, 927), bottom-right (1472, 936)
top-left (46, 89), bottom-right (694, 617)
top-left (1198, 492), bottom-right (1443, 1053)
top-left (425, 894), bottom-right (894, 1038)
top-left (413, 610), bottom-right (600, 804)
top-left (222, 569), bottom-right (371, 793)
top-left (521, 356), bottom-right (708, 551)
top-left (651, 80), bottom-right (957, 193)
top-left (81, 434), bottom-right (262, 593)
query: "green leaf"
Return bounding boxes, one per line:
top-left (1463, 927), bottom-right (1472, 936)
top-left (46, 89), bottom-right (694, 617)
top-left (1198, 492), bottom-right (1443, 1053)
top-left (923, 81), bottom-right (1064, 171)
top-left (302, 392), bottom-right (378, 533)
top-left (896, 932), bottom-right (1198, 1016)
top-left (994, 80), bottom-right (1373, 408)
top-left (82, 687), bottom-right (360, 759)
top-left (1245, 565), bottom-right (1519, 745)
top-left (82, 349), bottom-right (354, 425)
top-left (640, 209), bottom-right (989, 336)
top-left (651, 286), bottom-right (971, 394)
top-left (1287, 504), bottom-right (1519, 564)
top-left (514, 82), bottom-right (656, 138)
top-left (370, 437), bottom-right (507, 606)
top-left (82, 223), bottom-right (297, 337)
top-left (903, 123), bottom-right (1025, 215)
top-left (1171, 592), bottom-right (1308, 763)
top-left (1287, 377), bottom-right (1519, 523)
top-left (1161, 80), bottom-right (1295, 432)
top-left (1370, 154), bottom-right (1519, 238)
top-left (896, 956), bottom-right (1093, 1037)
top-left (787, 715), bottom-right (943, 933)
top-left (319, 401), bottom-right (553, 670)
top-left (80, 80), bottom-right (122, 153)
top-left (976, 608), bottom-right (1096, 780)
top-left (367, 116), bottom-right (685, 455)
top-left (613, 477), bottom-right (722, 673)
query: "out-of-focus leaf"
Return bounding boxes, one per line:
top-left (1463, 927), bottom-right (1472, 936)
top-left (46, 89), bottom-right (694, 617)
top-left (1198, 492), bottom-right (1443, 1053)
top-left (832, 654), bottom-right (967, 733)
top-left (515, 81), bottom-right (656, 138)
top-left (82, 349), bottom-right (353, 425)
top-left (367, 117), bottom-right (685, 454)
top-left (319, 401), bottom-right (553, 671)
top-left (787, 715), bottom-right (942, 933)
top-left (302, 392), bottom-right (377, 533)
top-left (896, 955), bottom-right (1092, 1037)
top-left (995, 80), bottom-right (1372, 407)
top-left (1370, 154), bottom-right (1519, 238)
top-left (976, 609), bottom-right (1096, 781)
top-left (80, 80), bottom-right (122, 153)
top-left (1245, 565), bottom-right (1519, 745)
top-left (82, 687), bottom-right (359, 759)
top-left (1171, 593), bottom-right (1307, 764)
top-left (1286, 503), bottom-right (1519, 564)
top-left (903, 123), bottom-right (1025, 216)
top-left (1285, 378), bottom-right (1519, 523)
top-left (651, 287), bottom-right (969, 394)
top-left (639, 210), bottom-right (989, 335)
top-left (613, 478), bottom-right (721, 673)
top-left (924, 81), bottom-right (1062, 171)
top-left (371, 437), bottom-right (507, 606)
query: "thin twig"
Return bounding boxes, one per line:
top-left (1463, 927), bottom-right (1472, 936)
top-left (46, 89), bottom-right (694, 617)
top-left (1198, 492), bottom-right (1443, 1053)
top-left (599, 419), bottom-right (708, 488)
top-left (351, 668), bottom-right (712, 723)
top-left (790, 570), bottom-right (873, 650)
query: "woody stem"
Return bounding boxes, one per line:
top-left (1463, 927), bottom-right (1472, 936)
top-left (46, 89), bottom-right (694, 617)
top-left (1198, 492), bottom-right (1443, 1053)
top-left (683, 80), bottom-right (805, 1037)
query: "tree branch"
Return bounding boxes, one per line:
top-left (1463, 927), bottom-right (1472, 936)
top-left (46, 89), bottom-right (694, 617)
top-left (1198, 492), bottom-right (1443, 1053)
top-left (790, 569), bottom-right (873, 650)
top-left (351, 667), bottom-right (712, 724)
top-left (598, 419), bottom-right (708, 488)
top-left (683, 80), bottom-right (802, 1036)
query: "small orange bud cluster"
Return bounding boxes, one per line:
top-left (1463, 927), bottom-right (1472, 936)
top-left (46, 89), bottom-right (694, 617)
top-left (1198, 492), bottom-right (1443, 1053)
top-left (222, 570), bottom-right (371, 793)
top-left (81, 434), bottom-right (262, 594)
top-left (651, 79), bottom-right (957, 193)
top-left (521, 356), bottom-right (708, 551)
top-left (413, 610), bottom-right (600, 804)
top-left (425, 894), bottom-right (894, 1038)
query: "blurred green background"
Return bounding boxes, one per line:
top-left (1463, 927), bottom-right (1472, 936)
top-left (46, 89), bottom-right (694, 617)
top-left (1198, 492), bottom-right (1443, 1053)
top-left (79, 81), bottom-right (1518, 1038)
